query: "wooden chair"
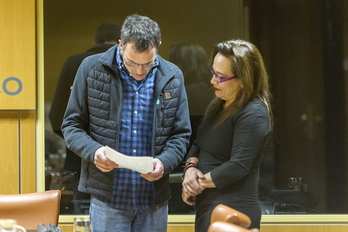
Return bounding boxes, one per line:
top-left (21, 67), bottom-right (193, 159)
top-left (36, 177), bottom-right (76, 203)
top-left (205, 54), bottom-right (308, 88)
top-left (210, 204), bottom-right (251, 228)
top-left (0, 190), bottom-right (61, 230)
top-left (208, 221), bottom-right (260, 232)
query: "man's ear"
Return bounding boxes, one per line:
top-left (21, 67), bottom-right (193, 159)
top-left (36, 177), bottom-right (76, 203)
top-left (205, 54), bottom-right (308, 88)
top-left (119, 39), bottom-right (123, 48)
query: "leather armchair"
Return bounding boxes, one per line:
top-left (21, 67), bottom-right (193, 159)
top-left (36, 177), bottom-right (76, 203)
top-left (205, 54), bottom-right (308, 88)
top-left (0, 190), bottom-right (61, 230)
top-left (210, 204), bottom-right (251, 228)
top-left (208, 221), bottom-right (260, 232)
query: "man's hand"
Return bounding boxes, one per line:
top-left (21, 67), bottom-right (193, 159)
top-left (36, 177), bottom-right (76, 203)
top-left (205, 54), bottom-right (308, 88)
top-left (94, 146), bottom-right (119, 172)
top-left (141, 158), bottom-right (164, 181)
top-left (182, 168), bottom-right (205, 196)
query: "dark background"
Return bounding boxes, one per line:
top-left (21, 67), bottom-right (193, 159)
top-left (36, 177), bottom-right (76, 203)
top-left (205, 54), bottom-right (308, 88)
top-left (44, 0), bottom-right (348, 214)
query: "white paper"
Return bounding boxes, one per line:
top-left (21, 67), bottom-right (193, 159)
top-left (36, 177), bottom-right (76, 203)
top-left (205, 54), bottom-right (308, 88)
top-left (105, 146), bottom-right (153, 174)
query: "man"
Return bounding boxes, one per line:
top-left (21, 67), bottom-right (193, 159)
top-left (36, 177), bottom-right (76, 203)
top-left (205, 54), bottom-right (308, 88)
top-left (49, 22), bottom-right (121, 214)
top-left (62, 14), bottom-right (191, 231)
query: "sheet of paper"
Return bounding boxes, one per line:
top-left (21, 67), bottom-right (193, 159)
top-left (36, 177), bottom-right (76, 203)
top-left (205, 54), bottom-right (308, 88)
top-left (105, 146), bottom-right (153, 174)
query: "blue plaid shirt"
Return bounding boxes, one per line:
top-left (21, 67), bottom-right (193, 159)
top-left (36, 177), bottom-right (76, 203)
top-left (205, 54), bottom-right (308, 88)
top-left (102, 46), bottom-right (158, 210)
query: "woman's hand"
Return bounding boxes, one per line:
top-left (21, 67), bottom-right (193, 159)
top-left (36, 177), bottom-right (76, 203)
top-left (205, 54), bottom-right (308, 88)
top-left (182, 168), bottom-right (205, 196)
top-left (182, 189), bottom-right (196, 206)
top-left (198, 172), bottom-right (216, 188)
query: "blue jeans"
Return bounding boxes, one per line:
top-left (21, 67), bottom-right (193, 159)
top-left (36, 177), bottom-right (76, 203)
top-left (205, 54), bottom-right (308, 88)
top-left (90, 196), bottom-right (168, 232)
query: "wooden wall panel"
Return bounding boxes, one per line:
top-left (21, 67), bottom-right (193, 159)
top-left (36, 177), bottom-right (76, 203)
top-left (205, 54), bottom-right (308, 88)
top-left (261, 225), bottom-right (348, 232)
top-left (167, 225), bottom-right (194, 232)
top-left (58, 224), bottom-right (348, 232)
top-left (0, 0), bottom-right (36, 110)
top-left (0, 0), bottom-right (37, 195)
top-left (0, 113), bottom-right (19, 194)
top-left (20, 112), bottom-right (36, 193)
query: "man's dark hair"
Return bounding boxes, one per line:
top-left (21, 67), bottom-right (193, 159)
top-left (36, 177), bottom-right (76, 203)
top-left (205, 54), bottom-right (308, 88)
top-left (121, 14), bottom-right (161, 52)
top-left (95, 23), bottom-right (121, 44)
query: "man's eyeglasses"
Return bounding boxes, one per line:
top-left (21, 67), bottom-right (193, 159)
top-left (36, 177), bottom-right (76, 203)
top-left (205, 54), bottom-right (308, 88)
top-left (123, 51), bottom-right (155, 69)
top-left (210, 66), bottom-right (236, 83)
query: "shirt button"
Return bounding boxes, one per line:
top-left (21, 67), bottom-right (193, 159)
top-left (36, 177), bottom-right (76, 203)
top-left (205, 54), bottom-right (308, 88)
top-left (136, 91), bottom-right (139, 94)
top-left (134, 111), bottom-right (138, 114)
top-left (133, 149), bottom-right (136, 153)
top-left (133, 130), bottom-right (137, 134)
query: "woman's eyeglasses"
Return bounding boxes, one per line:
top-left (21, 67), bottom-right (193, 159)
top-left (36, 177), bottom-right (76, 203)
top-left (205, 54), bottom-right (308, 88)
top-left (210, 67), bottom-right (236, 83)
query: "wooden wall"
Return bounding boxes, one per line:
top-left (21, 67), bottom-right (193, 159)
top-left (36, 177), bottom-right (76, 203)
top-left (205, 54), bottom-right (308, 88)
top-left (58, 223), bottom-right (348, 232)
top-left (0, 0), bottom-right (36, 194)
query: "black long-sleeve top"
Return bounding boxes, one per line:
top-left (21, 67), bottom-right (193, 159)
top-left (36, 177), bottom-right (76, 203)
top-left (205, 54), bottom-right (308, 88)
top-left (187, 99), bottom-right (271, 230)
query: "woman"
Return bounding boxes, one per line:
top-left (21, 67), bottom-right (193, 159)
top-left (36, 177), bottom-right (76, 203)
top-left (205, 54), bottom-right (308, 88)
top-left (182, 39), bottom-right (272, 231)
top-left (169, 43), bottom-right (214, 117)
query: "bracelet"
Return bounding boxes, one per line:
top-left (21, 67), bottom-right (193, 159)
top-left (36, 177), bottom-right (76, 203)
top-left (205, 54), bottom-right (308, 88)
top-left (182, 158), bottom-right (197, 168)
top-left (183, 163), bottom-right (196, 171)
top-left (181, 159), bottom-right (198, 180)
top-left (182, 161), bottom-right (196, 170)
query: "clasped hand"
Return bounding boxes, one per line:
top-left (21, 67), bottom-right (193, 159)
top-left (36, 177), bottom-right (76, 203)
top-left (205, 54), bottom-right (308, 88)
top-left (181, 168), bottom-right (203, 205)
top-left (182, 168), bottom-right (216, 205)
top-left (94, 146), bottom-right (164, 181)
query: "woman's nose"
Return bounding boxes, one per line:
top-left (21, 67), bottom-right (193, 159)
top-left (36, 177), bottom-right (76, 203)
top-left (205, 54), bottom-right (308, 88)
top-left (210, 75), bottom-right (218, 85)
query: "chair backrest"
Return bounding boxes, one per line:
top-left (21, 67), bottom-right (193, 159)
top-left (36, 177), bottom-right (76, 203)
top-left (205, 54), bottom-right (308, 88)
top-left (0, 190), bottom-right (61, 230)
top-left (210, 204), bottom-right (251, 228)
top-left (208, 221), bottom-right (260, 232)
